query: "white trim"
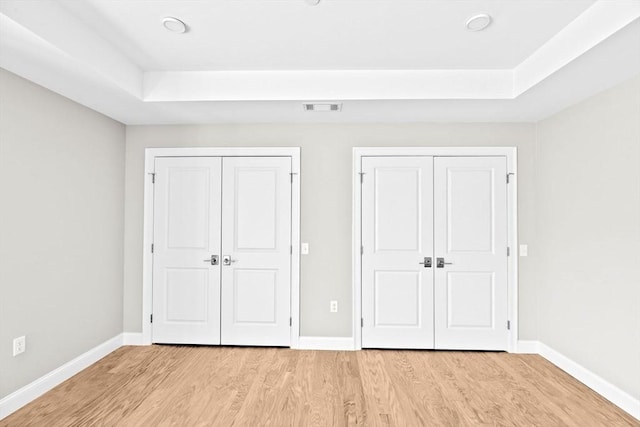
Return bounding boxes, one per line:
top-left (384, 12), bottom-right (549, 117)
top-left (297, 337), bottom-right (356, 351)
top-left (0, 4), bottom-right (143, 98)
top-left (352, 147), bottom-right (519, 352)
top-left (144, 147), bottom-right (301, 158)
top-left (353, 147), bottom-right (518, 157)
top-left (514, 1), bottom-right (640, 96)
top-left (506, 150), bottom-right (519, 353)
top-left (144, 70), bottom-right (513, 101)
top-left (141, 150), bottom-right (155, 345)
top-left (539, 342), bottom-right (640, 420)
top-left (352, 151), bottom-right (362, 350)
top-left (0, 334), bottom-right (123, 420)
top-left (142, 147), bottom-right (301, 348)
top-left (122, 333), bottom-right (144, 346)
top-left (290, 151), bottom-right (301, 349)
top-left (515, 340), bottom-right (540, 354)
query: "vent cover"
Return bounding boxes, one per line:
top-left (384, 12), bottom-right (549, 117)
top-left (302, 103), bottom-right (342, 112)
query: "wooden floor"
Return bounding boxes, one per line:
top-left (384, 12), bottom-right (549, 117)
top-left (2, 346), bottom-right (637, 426)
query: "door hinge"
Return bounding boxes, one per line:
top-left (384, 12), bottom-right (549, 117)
top-left (361, 245), bottom-right (364, 255)
top-left (150, 314), bottom-right (153, 323)
top-left (290, 245), bottom-right (293, 255)
top-left (507, 320), bottom-right (511, 330)
top-left (507, 173), bottom-right (514, 184)
top-left (359, 172), bottom-right (365, 184)
top-left (361, 318), bottom-right (364, 327)
top-left (149, 172), bottom-right (155, 184)
top-left (151, 243), bottom-right (154, 253)
top-left (507, 246), bottom-right (510, 256)
top-left (290, 317), bottom-right (292, 327)
top-left (289, 172), bottom-right (298, 183)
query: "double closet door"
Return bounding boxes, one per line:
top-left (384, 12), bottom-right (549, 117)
top-left (361, 156), bottom-right (508, 351)
top-left (151, 156), bottom-right (291, 347)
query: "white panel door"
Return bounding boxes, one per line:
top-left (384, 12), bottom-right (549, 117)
top-left (221, 157), bottom-right (291, 346)
top-left (152, 157), bottom-right (222, 345)
top-left (434, 156), bottom-right (508, 350)
top-left (361, 157), bottom-right (435, 349)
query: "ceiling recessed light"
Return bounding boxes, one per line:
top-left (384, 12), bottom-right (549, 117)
top-left (162, 17), bottom-right (187, 34)
top-left (466, 13), bottom-right (492, 32)
top-left (305, 0), bottom-right (321, 5)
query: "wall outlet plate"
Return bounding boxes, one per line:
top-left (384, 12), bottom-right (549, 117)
top-left (301, 243), bottom-right (309, 255)
top-left (13, 336), bottom-right (26, 356)
top-left (519, 244), bottom-right (528, 257)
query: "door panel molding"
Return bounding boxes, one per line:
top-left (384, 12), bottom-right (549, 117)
top-left (353, 147), bottom-right (518, 352)
top-left (434, 156), bottom-right (508, 350)
top-left (221, 156), bottom-right (292, 346)
top-left (142, 147), bottom-right (301, 347)
top-left (151, 157), bottom-right (221, 345)
top-left (361, 156), bottom-right (435, 349)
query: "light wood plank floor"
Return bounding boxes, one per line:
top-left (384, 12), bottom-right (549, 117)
top-left (2, 346), bottom-right (637, 426)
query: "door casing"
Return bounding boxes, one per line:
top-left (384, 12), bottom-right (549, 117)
top-left (353, 147), bottom-right (518, 352)
top-left (142, 147), bottom-right (301, 347)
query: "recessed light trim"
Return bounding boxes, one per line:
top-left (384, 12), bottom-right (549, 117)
top-left (162, 17), bottom-right (187, 34)
top-left (305, 0), bottom-right (321, 5)
top-left (466, 13), bottom-right (492, 32)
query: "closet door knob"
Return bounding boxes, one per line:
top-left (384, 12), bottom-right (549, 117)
top-left (418, 257), bottom-right (432, 268)
top-left (222, 255), bottom-right (237, 266)
top-left (436, 258), bottom-right (453, 268)
top-left (203, 255), bottom-right (219, 266)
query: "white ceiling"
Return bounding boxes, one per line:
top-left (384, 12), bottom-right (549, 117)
top-left (59, 0), bottom-right (595, 71)
top-left (1, 0), bottom-right (639, 124)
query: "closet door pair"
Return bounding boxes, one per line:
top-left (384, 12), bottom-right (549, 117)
top-left (361, 156), bottom-right (508, 350)
top-left (151, 157), bottom-right (291, 346)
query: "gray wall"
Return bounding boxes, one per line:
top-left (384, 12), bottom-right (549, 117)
top-left (124, 123), bottom-right (537, 338)
top-left (0, 69), bottom-right (125, 398)
top-left (535, 75), bottom-right (640, 398)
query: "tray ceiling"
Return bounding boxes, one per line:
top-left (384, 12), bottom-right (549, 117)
top-left (1, 0), bottom-right (639, 123)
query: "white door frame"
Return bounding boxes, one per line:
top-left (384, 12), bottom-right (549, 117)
top-left (352, 147), bottom-right (519, 352)
top-left (142, 147), bottom-right (301, 347)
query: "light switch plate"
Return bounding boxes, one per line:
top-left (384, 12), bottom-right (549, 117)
top-left (519, 244), bottom-right (528, 257)
top-left (301, 243), bottom-right (309, 255)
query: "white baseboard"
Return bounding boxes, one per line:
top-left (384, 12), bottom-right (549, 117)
top-left (515, 340), bottom-right (540, 354)
top-left (122, 332), bottom-right (144, 346)
top-left (538, 342), bottom-right (639, 420)
top-left (0, 334), bottom-right (123, 420)
top-left (296, 336), bottom-right (355, 351)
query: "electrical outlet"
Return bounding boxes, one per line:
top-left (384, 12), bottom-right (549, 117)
top-left (13, 336), bottom-right (25, 356)
top-left (519, 244), bottom-right (528, 257)
top-left (330, 300), bottom-right (338, 313)
top-left (301, 243), bottom-right (309, 255)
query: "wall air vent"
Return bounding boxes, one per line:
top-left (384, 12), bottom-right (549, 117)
top-left (302, 103), bottom-right (342, 112)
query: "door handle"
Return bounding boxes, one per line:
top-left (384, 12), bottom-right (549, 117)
top-left (203, 255), bottom-right (219, 266)
top-left (436, 257), bottom-right (453, 268)
top-left (222, 255), bottom-right (237, 266)
top-left (418, 257), bottom-right (432, 268)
